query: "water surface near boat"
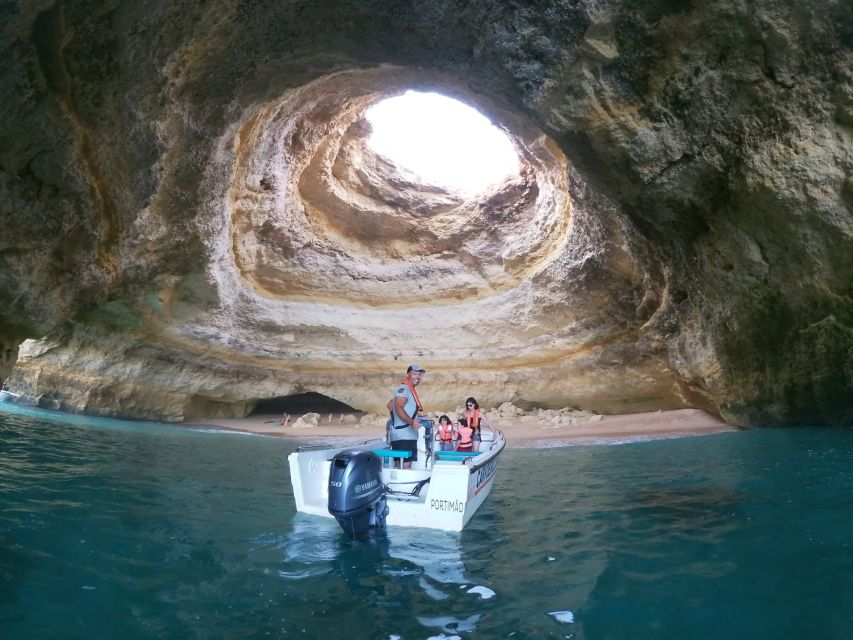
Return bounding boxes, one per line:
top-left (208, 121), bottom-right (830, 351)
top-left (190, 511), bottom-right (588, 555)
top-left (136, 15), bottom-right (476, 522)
top-left (1, 404), bottom-right (851, 639)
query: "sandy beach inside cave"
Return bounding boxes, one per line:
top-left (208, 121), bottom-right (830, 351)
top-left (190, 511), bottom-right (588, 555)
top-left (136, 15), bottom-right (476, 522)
top-left (185, 408), bottom-right (738, 448)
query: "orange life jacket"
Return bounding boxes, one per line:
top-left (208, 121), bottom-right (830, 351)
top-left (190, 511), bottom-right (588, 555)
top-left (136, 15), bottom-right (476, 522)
top-left (465, 408), bottom-right (480, 430)
top-left (438, 423), bottom-right (454, 442)
top-left (457, 425), bottom-right (473, 446)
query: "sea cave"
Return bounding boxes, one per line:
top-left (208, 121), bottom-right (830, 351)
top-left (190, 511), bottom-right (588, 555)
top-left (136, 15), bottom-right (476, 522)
top-left (0, 0), bottom-right (850, 426)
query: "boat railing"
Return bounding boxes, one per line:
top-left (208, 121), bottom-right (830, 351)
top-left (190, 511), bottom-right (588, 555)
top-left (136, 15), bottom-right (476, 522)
top-left (467, 428), bottom-right (506, 472)
top-left (295, 437), bottom-right (383, 453)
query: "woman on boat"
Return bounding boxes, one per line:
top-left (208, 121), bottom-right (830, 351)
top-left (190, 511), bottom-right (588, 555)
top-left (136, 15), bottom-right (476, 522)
top-left (463, 397), bottom-right (492, 452)
top-left (437, 414), bottom-right (455, 451)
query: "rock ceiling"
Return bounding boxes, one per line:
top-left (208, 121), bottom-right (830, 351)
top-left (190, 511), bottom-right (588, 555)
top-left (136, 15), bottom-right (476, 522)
top-left (0, 1), bottom-right (850, 425)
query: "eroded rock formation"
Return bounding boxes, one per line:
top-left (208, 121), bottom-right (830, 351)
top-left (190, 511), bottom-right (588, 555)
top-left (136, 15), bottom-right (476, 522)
top-left (1, 1), bottom-right (850, 424)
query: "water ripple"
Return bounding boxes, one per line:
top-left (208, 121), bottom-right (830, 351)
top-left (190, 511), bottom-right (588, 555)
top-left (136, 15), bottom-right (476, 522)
top-left (1, 407), bottom-right (852, 639)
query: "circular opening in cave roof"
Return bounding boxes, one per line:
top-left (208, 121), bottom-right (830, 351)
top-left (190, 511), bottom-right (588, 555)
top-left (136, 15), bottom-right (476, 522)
top-left (365, 90), bottom-right (520, 196)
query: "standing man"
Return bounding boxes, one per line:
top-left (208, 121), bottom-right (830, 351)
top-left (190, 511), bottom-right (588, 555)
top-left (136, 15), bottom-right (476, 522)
top-left (387, 363), bottom-right (426, 469)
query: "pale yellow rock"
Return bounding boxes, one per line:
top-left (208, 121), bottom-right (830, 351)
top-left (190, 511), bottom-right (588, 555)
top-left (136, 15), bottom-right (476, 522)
top-left (358, 414), bottom-right (389, 429)
top-left (292, 413), bottom-right (321, 429)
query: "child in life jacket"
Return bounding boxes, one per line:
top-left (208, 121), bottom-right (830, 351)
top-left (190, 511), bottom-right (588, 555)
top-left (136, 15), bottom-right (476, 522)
top-left (455, 417), bottom-right (474, 452)
top-left (437, 414), bottom-right (455, 451)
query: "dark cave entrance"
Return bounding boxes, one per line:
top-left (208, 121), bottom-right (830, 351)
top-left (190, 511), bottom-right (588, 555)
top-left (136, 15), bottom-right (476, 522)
top-left (249, 392), bottom-right (359, 416)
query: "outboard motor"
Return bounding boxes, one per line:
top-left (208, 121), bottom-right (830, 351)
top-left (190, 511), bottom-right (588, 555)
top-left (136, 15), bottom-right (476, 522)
top-left (328, 449), bottom-right (388, 537)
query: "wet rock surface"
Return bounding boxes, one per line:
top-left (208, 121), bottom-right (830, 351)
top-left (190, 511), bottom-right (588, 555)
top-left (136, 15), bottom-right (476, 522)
top-left (1, 1), bottom-right (850, 425)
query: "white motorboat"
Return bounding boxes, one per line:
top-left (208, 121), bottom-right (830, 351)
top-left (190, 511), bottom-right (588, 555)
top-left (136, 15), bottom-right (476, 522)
top-left (0, 389), bottom-right (20, 402)
top-left (288, 421), bottom-right (505, 534)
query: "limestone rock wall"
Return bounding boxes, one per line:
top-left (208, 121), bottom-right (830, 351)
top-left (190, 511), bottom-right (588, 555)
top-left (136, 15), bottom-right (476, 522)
top-left (1, 1), bottom-right (850, 424)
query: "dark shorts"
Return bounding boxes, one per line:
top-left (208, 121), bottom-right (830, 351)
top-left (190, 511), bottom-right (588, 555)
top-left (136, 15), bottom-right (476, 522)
top-left (391, 439), bottom-right (418, 462)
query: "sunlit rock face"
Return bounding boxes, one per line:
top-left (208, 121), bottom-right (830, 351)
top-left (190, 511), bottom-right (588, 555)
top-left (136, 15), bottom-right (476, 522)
top-left (1, 1), bottom-right (850, 424)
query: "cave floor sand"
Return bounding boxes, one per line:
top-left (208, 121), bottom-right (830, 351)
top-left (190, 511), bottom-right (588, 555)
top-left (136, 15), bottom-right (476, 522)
top-left (184, 408), bottom-right (739, 448)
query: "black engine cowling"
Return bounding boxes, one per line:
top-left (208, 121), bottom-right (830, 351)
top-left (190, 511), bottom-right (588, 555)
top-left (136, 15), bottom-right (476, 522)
top-left (328, 449), bottom-right (387, 537)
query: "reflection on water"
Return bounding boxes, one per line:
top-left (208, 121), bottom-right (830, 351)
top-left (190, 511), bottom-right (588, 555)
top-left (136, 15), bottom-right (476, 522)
top-left (282, 513), bottom-right (471, 586)
top-left (1, 405), bottom-right (852, 639)
top-left (417, 613), bottom-right (481, 635)
top-left (281, 513), bottom-right (490, 635)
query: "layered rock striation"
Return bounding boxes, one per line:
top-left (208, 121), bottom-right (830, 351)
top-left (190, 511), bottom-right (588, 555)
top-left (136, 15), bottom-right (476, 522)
top-left (1, 1), bottom-right (850, 424)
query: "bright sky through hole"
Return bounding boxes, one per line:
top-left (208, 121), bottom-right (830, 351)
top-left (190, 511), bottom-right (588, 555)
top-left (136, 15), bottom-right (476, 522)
top-left (365, 91), bottom-right (520, 196)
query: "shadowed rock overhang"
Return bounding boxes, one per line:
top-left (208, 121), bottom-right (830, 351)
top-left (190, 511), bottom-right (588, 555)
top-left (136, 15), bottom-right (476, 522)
top-left (0, 1), bottom-right (850, 425)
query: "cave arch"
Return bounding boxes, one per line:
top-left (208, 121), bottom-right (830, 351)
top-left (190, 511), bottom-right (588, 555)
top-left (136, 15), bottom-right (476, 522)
top-left (2, 3), bottom-right (847, 425)
top-left (224, 67), bottom-right (573, 307)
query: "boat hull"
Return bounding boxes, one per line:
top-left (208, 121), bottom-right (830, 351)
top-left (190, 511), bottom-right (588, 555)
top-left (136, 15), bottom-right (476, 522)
top-left (288, 428), bottom-right (505, 531)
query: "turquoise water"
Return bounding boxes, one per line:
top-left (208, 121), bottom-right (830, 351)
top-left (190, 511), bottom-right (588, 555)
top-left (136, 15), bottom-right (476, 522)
top-left (1, 403), bottom-right (851, 639)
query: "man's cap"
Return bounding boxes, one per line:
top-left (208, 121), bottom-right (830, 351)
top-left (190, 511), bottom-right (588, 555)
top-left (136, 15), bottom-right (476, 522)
top-left (407, 363), bottom-right (426, 373)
